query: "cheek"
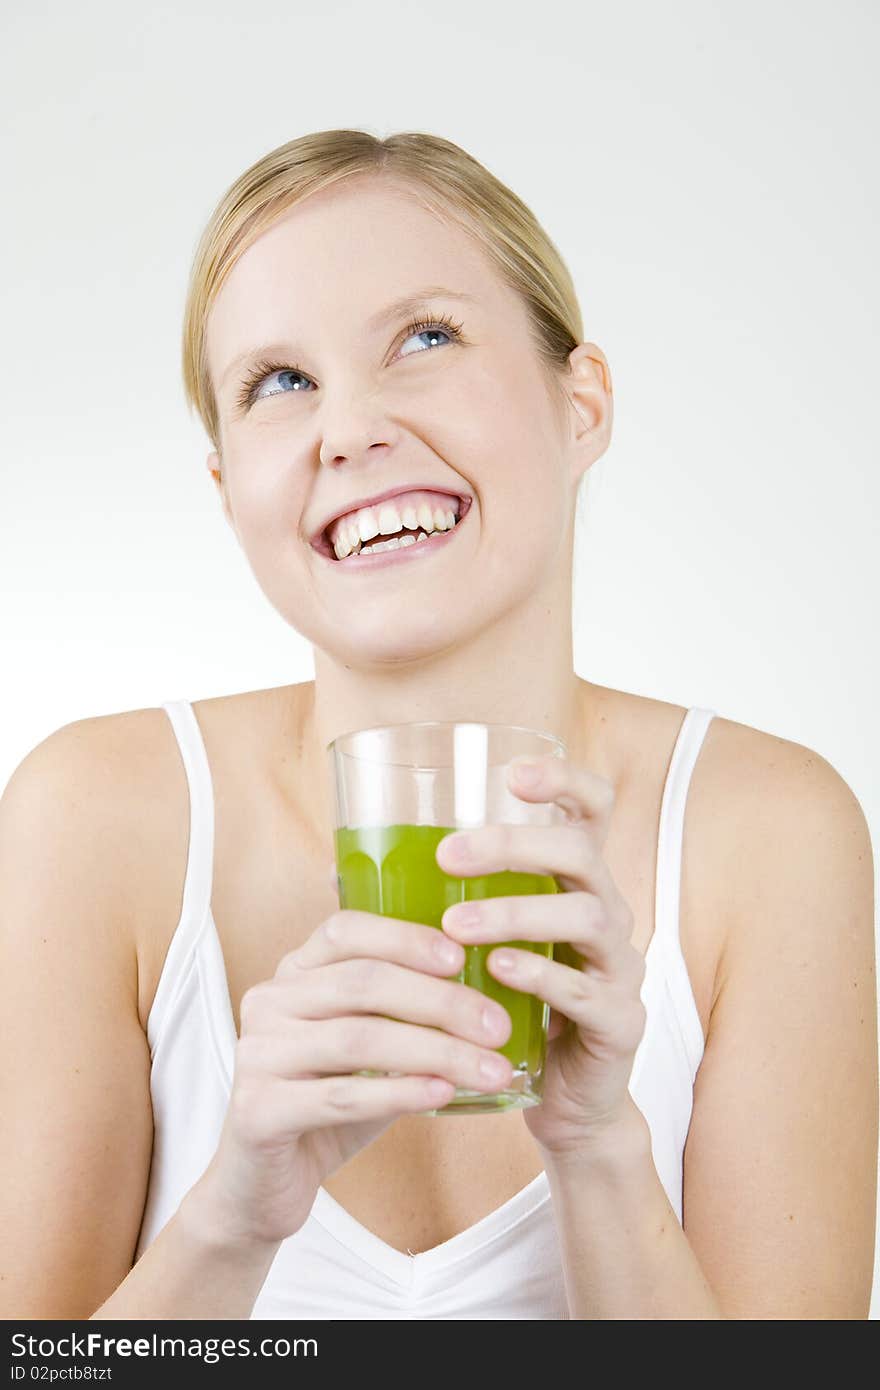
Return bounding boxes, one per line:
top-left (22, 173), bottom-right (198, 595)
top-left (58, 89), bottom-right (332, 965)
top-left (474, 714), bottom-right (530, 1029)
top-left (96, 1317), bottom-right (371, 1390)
top-left (224, 442), bottom-right (307, 534)
top-left (446, 364), bottom-right (556, 484)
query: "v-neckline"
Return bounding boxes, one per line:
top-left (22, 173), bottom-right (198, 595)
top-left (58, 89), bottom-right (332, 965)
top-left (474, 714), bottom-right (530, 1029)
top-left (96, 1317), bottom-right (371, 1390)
top-left (202, 904), bottom-right (660, 1284)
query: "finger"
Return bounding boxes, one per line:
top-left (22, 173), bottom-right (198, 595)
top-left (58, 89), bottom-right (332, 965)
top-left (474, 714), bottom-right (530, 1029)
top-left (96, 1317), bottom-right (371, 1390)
top-left (505, 754), bottom-right (616, 842)
top-left (258, 957), bottom-right (512, 1046)
top-left (237, 1016), bottom-right (513, 1094)
top-left (485, 947), bottom-right (646, 1045)
top-left (252, 1073), bottom-right (459, 1136)
top-left (436, 821), bottom-right (627, 904)
top-left (440, 890), bottom-right (628, 971)
top-left (281, 910), bottom-right (465, 978)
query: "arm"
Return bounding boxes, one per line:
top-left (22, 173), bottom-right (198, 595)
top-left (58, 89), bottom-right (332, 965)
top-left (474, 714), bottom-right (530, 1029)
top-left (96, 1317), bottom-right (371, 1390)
top-left (545, 730), bottom-right (877, 1319)
top-left (89, 1183), bottom-right (282, 1320)
top-left (0, 718), bottom-right (282, 1320)
top-left (544, 1095), bottom-right (722, 1318)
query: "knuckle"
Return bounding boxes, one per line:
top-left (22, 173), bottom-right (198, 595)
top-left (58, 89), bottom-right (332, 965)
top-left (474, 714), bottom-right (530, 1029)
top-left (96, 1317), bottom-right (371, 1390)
top-left (322, 911), bottom-right (348, 946)
top-left (620, 996), bottom-right (647, 1046)
top-left (579, 892), bottom-right (604, 932)
top-left (275, 950), bottom-right (304, 979)
top-left (336, 1017), bottom-right (371, 1065)
top-left (633, 947), bottom-right (647, 984)
top-left (324, 1076), bottom-right (359, 1116)
top-left (572, 970), bottom-right (593, 1006)
top-left (581, 838), bottom-right (601, 877)
top-left (345, 956), bottom-right (379, 1000)
top-left (238, 985), bottom-right (265, 1033)
top-left (228, 1078), bottom-right (273, 1142)
top-left (234, 1033), bottom-right (262, 1071)
top-left (632, 998), bottom-right (648, 1043)
top-left (228, 1080), bottom-right (254, 1126)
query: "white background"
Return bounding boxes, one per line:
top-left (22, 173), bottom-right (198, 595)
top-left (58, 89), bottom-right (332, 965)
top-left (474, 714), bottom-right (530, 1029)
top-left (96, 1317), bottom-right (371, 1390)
top-left (1, 0), bottom-right (878, 1316)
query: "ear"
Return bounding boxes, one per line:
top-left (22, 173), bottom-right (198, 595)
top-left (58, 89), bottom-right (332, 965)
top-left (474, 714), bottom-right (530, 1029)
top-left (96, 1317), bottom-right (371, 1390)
top-left (560, 342), bottom-right (613, 483)
top-left (206, 451), bottom-right (236, 533)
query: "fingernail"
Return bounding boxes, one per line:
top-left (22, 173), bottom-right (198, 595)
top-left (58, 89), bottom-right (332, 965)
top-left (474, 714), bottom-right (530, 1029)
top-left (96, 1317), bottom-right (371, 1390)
top-left (492, 950), bottom-right (516, 971)
top-left (513, 760), bottom-right (541, 788)
top-left (444, 833), bottom-right (472, 861)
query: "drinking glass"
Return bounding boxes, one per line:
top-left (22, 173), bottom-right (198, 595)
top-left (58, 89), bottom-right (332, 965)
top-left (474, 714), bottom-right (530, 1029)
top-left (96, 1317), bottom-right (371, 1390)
top-left (327, 721), bottom-right (567, 1114)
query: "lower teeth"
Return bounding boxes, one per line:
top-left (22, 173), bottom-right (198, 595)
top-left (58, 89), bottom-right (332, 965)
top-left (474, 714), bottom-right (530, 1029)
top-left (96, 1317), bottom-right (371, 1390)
top-left (347, 524), bottom-right (455, 558)
top-left (359, 531), bottom-right (424, 556)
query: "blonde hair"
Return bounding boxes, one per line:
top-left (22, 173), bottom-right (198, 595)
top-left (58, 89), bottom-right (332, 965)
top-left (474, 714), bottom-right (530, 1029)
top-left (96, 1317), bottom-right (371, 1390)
top-left (180, 128), bottom-right (596, 582)
top-left (181, 128), bottom-right (586, 454)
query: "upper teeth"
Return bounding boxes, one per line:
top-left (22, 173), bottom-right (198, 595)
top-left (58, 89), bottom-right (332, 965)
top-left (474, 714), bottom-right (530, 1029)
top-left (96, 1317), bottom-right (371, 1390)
top-left (329, 496), bottom-right (461, 560)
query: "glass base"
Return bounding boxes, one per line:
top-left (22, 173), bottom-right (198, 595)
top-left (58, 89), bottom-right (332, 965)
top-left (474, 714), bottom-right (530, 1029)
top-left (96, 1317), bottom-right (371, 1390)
top-left (421, 1066), bottom-right (544, 1117)
top-left (357, 1064), bottom-right (544, 1116)
top-left (420, 1088), bottom-right (542, 1117)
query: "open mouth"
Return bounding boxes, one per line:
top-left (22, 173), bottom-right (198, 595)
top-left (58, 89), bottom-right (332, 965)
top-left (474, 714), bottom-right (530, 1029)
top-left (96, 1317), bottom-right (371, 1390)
top-left (312, 494), bottom-right (473, 569)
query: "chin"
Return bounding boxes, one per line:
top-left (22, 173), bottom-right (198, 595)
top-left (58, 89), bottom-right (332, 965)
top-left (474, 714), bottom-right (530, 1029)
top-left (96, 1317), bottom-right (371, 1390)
top-left (331, 631), bottom-right (459, 668)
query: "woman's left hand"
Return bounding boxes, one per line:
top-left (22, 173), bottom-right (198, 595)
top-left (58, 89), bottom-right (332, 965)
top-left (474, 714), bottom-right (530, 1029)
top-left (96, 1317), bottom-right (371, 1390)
top-left (435, 754), bottom-right (647, 1161)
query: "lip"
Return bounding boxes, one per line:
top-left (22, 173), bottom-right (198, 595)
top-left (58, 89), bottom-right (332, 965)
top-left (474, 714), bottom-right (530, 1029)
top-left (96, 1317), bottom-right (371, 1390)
top-left (310, 485), bottom-right (472, 554)
top-left (311, 496), bottom-right (473, 572)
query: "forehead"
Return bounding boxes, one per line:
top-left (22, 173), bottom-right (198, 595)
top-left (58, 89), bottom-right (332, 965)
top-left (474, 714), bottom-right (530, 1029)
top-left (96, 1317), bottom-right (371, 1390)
top-left (205, 175), bottom-right (517, 386)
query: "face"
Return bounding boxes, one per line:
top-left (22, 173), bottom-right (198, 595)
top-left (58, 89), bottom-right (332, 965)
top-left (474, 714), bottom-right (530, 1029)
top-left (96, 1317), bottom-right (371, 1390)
top-left (205, 174), bottom-right (609, 668)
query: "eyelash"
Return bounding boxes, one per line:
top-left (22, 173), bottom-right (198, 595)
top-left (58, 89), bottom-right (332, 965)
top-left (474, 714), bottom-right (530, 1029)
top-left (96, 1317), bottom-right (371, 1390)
top-left (234, 312), bottom-right (465, 413)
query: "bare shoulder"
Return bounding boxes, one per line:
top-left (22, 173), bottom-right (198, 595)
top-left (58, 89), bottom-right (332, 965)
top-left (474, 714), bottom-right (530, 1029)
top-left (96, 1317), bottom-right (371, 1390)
top-left (606, 682), bottom-right (866, 824)
top-left (3, 701), bottom-right (190, 857)
top-left (697, 708), bottom-right (866, 811)
top-left (4, 676), bottom-right (312, 902)
top-left (2, 704), bottom-right (183, 889)
top-left (684, 707), bottom-right (871, 883)
top-left (2, 705), bottom-right (193, 1021)
top-left (692, 703), bottom-right (869, 879)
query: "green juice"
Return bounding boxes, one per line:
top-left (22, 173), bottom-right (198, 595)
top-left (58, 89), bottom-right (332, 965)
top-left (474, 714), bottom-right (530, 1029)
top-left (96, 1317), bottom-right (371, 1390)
top-left (334, 822), bottom-right (557, 1106)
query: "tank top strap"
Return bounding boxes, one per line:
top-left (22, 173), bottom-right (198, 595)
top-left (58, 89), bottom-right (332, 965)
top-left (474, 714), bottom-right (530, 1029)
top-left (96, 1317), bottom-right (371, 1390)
top-left (652, 706), bottom-right (716, 1075)
top-left (147, 699), bottom-right (217, 1054)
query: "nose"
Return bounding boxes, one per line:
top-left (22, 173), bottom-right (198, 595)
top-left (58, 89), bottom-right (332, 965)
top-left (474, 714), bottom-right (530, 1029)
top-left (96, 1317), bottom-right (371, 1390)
top-left (318, 392), bottom-right (399, 470)
top-left (319, 435), bottom-right (393, 469)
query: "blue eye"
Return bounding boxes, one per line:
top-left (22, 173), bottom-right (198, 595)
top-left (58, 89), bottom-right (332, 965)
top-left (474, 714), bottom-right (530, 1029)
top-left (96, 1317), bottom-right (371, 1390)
top-left (244, 363), bottom-right (312, 407)
top-left (398, 315), bottom-right (463, 358)
top-left (236, 311), bottom-right (464, 412)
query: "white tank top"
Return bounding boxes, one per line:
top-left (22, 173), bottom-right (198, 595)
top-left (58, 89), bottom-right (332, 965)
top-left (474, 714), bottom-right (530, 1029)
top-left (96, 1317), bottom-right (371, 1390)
top-left (135, 699), bottom-right (715, 1319)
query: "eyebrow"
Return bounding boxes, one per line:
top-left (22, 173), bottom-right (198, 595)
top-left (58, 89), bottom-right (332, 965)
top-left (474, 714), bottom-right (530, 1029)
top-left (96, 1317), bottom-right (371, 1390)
top-left (218, 285), bottom-right (478, 394)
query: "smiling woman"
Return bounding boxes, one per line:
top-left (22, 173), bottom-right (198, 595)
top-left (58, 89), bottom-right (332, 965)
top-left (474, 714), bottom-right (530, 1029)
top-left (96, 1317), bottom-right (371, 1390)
top-left (0, 127), bottom-right (875, 1323)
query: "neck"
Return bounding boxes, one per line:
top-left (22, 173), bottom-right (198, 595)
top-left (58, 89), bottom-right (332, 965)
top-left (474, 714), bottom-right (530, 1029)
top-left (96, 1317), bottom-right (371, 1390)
top-left (296, 561), bottom-right (600, 846)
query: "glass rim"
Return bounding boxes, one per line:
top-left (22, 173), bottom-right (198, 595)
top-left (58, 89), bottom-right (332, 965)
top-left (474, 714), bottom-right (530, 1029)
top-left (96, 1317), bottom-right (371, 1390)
top-left (326, 719), bottom-right (568, 758)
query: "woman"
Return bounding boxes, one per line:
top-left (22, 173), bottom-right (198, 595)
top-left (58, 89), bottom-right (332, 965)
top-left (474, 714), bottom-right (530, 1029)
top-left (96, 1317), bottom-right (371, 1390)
top-left (1, 129), bottom-right (875, 1321)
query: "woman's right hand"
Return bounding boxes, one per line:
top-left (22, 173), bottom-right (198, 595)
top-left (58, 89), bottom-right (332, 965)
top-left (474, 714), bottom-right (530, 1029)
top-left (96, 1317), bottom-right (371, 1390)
top-left (189, 908), bottom-right (514, 1249)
